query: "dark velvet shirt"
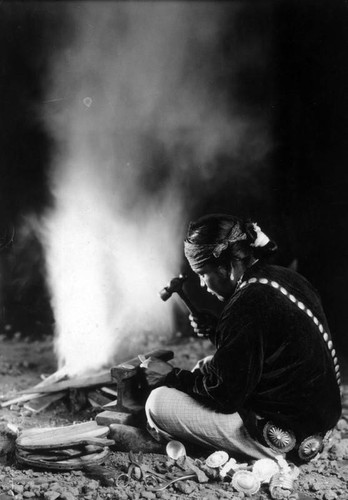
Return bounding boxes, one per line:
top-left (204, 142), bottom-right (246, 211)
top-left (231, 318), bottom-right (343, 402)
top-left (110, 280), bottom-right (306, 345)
top-left (164, 263), bottom-right (342, 443)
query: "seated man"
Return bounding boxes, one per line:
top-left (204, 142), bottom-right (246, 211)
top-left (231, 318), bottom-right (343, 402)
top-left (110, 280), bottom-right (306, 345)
top-left (143, 214), bottom-right (342, 462)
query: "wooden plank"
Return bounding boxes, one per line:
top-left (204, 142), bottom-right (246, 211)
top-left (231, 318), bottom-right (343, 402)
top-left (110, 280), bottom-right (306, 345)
top-left (100, 386), bottom-right (117, 397)
top-left (87, 390), bottom-right (113, 408)
top-left (1, 369), bottom-right (69, 407)
top-left (23, 392), bottom-right (66, 414)
top-left (17, 436), bottom-right (114, 450)
top-left (15, 447), bottom-right (110, 471)
top-left (18, 420), bottom-right (103, 438)
top-left (16, 421), bottom-right (111, 449)
top-left (18, 370), bottom-right (113, 395)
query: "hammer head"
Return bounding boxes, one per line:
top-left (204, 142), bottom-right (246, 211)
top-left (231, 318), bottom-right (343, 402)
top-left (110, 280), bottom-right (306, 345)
top-left (159, 274), bottom-right (187, 301)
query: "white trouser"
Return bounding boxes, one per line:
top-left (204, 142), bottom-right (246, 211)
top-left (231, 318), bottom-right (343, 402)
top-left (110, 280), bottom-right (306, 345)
top-left (145, 386), bottom-right (277, 460)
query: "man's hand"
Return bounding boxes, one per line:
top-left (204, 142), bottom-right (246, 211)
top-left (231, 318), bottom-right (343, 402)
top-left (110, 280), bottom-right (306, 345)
top-left (139, 356), bottom-right (174, 387)
top-left (189, 310), bottom-right (218, 338)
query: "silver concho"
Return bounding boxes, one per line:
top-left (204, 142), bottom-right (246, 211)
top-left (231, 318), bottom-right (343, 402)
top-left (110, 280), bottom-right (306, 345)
top-left (205, 450), bottom-right (229, 469)
top-left (298, 435), bottom-right (323, 461)
top-left (263, 422), bottom-right (296, 453)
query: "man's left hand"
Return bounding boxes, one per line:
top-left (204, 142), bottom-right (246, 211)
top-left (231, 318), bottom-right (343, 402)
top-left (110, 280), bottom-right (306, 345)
top-left (139, 357), bottom-right (174, 387)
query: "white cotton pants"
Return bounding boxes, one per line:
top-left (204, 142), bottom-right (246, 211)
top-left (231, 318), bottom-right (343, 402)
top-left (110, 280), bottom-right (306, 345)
top-left (145, 386), bottom-right (278, 460)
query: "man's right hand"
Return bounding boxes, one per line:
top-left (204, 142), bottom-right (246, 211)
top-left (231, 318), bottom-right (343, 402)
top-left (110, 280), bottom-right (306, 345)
top-left (189, 311), bottom-right (218, 338)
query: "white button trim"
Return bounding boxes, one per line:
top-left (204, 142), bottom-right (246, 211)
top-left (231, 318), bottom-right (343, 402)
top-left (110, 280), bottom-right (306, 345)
top-left (240, 277), bottom-right (341, 389)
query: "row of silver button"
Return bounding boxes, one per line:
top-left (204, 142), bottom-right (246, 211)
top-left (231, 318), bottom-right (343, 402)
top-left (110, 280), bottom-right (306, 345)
top-left (239, 277), bottom-right (341, 386)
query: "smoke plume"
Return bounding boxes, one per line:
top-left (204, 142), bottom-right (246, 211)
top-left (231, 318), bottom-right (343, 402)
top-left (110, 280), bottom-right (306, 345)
top-left (39, 1), bottom-right (271, 375)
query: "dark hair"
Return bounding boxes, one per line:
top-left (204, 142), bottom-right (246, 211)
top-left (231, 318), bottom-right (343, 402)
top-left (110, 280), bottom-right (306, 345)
top-left (186, 213), bottom-right (277, 268)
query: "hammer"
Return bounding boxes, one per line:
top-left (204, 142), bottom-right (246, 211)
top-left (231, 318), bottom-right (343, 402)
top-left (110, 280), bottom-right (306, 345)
top-left (159, 274), bottom-right (200, 317)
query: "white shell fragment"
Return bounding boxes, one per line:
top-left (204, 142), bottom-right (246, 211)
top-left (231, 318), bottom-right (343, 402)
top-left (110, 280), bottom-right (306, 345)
top-left (205, 450), bottom-right (229, 468)
top-left (219, 458), bottom-right (237, 479)
top-left (252, 458), bottom-right (280, 483)
top-left (231, 470), bottom-right (261, 495)
top-left (166, 440), bottom-right (186, 461)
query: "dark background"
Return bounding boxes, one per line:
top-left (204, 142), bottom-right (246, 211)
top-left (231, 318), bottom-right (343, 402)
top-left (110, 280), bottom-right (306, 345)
top-left (0, 1), bottom-right (347, 368)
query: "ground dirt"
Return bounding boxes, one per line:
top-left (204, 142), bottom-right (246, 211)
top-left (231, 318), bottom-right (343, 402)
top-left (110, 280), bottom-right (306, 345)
top-left (0, 333), bottom-right (347, 500)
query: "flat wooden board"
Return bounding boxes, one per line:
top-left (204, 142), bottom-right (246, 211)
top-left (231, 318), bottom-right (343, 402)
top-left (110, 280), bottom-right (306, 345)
top-left (16, 447), bottom-right (110, 471)
top-left (19, 370), bottom-right (113, 395)
top-left (23, 391), bottom-right (66, 413)
top-left (16, 421), bottom-right (111, 449)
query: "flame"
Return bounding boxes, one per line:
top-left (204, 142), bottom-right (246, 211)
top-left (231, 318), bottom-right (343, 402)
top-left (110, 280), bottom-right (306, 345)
top-left (41, 166), bottom-right (183, 376)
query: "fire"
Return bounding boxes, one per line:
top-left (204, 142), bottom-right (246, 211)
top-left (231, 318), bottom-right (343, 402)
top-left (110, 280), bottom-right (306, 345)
top-left (41, 172), bottom-right (183, 376)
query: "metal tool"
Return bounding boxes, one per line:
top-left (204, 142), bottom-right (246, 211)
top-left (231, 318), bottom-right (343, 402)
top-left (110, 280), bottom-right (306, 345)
top-left (159, 274), bottom-right (200, 316)
top-left (151, 473), bottom-right (197, 491)
top-left (116, 451), bottom-right (163, 487)
top-left (110, 349), bottom-right (174, 414)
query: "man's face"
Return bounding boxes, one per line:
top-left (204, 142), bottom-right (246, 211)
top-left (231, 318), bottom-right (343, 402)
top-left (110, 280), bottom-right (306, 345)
top-left (197, 263), bottom-right (235, 301)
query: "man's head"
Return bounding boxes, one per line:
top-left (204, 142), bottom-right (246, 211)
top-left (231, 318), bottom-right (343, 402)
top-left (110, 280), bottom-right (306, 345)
top-left (184, 214), bottom-right (276, 301)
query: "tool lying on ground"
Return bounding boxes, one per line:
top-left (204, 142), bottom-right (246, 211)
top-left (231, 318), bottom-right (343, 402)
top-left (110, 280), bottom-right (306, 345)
top-left (159, 274), bottom-right (200, 316)
top-left (15, 421), bottom-right (114, 470)
top-left (116, 451), bottom-right (163, 487)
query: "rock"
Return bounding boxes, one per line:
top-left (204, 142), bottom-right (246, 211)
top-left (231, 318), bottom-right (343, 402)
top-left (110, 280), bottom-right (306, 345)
top-left (48, 482), bottom-right (60, 491)
top-left (174, 480), bottom-right (196, 494)
top-left (44, 491), bottom-right (61, 500)
top-left (336, 419), bottom-right (348, 431)
top-left (139, 492), bottom-right (156, 499)
top-left (323, 493), bottom-right (337, 500)
top-left (329, 439), bottom-right (348, 459)
top-left (21, 410), bottom-right (32, 417)
top-left (12, 485), bottom-right (24, 494)
top-left (0, 424), bottom-right (16, 465)
top-left (60, 491), bottom-right (75, 500)
top-left (309, 482), bottom-right (321, 492)
top-left (86, 479), bottom-right (99, 490)
top-left (108, 424), bottom-right (166, 453)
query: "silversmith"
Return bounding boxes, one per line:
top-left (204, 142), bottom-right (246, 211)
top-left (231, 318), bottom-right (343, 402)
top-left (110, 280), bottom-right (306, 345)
top-left (142, 214), bottom-right (342, 462)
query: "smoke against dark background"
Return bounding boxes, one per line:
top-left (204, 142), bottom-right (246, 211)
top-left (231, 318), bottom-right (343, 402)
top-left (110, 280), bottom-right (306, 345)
top-left (0, 1), bottom-right (347, 371)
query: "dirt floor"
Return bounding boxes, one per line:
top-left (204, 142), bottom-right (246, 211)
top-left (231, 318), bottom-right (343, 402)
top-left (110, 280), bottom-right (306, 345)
top-left (0, 333), bottom-right (348, 500)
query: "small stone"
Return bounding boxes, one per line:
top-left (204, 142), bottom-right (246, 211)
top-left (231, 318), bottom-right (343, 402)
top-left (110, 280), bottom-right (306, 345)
top-left (87, 479), bottom-right (99, 490)
top-left (44, 491), bottom-right (60, 500)
top-left (140, 492), bottom-right (156, 499)
top-left (49, 483), bottom-right (61, 491)
top-left (21, 410), bottom-right (32, 417)
top-left (12, 485), bottom-right (24, 494)
top-left (23, 493), bottom-right (35, 498)
top-left (337, 419), bottom-right (348, 431)
top-left (173, 480), bottom-right (196, 495)
top-left (60, 492), bottom-right (75, 500)
top-left (324, 493), bottom-right (337, 500)
top-left (309, 482), bottom-right (321, 492)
